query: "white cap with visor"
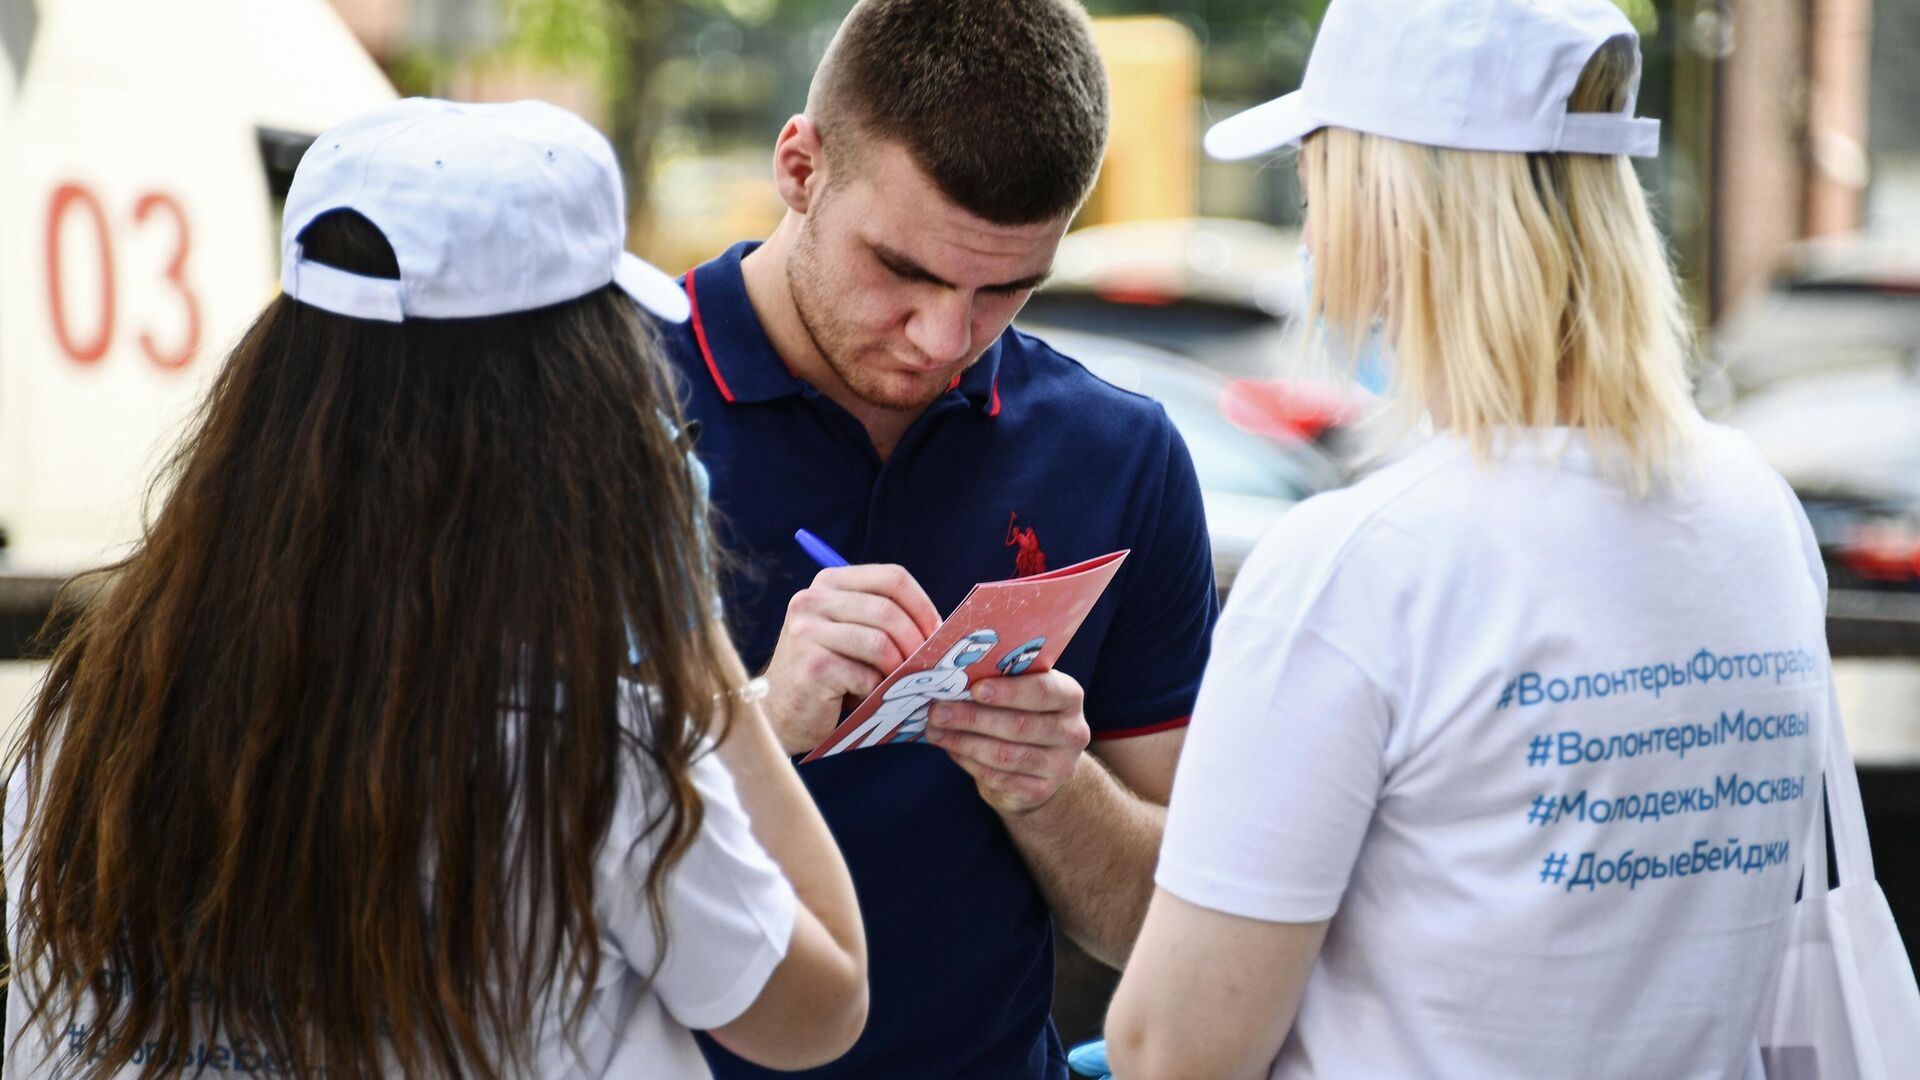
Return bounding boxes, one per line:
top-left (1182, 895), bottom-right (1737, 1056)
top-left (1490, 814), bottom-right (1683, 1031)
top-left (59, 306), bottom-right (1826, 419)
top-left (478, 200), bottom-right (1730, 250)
top-left (1206, 0), bottom-right (1661, 161)
top-left (280, 98), bottom-right (690, 323)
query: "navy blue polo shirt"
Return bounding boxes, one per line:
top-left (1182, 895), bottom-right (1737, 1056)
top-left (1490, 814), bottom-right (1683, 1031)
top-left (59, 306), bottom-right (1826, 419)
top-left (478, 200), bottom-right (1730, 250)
top-left (662, 243), bottom-right (1217, 1079)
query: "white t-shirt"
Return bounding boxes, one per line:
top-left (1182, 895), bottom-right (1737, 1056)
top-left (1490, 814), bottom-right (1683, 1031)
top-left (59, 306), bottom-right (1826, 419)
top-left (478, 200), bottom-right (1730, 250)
top-left (1158, 423), bottom-right (1829, 1080)
top-left (3, 694), bottom-right (796, 1078)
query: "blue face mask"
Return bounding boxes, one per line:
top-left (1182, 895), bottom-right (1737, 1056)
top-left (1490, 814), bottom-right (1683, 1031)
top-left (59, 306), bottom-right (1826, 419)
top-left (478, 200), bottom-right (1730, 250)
top-left (1299, 245), bottom-right (1392, 395)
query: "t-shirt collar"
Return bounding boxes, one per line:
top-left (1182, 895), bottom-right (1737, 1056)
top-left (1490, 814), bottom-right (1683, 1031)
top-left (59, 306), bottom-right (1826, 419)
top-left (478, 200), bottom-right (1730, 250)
top-left (685, 240), bottom-right (1002, 417)
top-left (949, 338), bottom-right (1005, 417)
top-left (684, 242), bottom-right (801, 405)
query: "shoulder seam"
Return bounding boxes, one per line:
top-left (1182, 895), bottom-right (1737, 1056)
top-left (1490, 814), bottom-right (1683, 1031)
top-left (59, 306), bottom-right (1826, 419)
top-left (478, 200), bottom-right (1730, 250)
top-left (1227, 442), bottom-right (1458, 686)
top-left (1295, 442), bottom-right (1458, 590)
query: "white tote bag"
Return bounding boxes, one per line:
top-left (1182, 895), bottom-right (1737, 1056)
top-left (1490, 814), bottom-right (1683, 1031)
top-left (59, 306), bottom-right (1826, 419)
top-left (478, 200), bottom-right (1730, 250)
top-left (1755, 684), bottom-right (1920, 1080)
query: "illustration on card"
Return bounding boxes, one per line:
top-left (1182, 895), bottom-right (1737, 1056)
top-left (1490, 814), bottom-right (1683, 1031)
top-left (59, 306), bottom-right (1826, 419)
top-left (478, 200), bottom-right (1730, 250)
top-left (831, 631), bottom-right (1002, 754)
top-left (801, 551), bottom-right (1128, 763)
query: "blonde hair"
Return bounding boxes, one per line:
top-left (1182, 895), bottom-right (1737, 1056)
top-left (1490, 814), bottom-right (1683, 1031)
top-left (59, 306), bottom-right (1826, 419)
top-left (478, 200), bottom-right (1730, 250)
top-left (1301, 37), bottom-right (1697, 492)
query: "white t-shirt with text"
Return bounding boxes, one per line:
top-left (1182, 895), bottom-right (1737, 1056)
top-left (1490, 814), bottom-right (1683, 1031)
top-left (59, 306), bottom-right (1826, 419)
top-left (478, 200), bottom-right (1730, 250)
top-left (1158, 423), bottom-right (1828, 1079)
top-left (3, 696), bottom-right (796, 1079)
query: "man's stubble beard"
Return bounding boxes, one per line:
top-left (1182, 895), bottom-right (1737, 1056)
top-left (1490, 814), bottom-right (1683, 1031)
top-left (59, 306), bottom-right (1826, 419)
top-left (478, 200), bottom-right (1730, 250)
top-left (787, 215), bottom-right (955, 415)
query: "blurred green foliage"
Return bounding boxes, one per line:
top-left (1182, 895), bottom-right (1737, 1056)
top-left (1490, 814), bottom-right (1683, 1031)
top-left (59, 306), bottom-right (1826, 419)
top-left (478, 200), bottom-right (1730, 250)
top-left (500, 0), bottom-right (629, 95)
top-left (1616, 0), bottom-right (1659, 34)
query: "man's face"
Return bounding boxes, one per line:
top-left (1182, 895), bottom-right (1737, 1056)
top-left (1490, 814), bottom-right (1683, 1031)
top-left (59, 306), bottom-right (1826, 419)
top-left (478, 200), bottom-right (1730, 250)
top-left (787, 139), bottom-right (1070, 414)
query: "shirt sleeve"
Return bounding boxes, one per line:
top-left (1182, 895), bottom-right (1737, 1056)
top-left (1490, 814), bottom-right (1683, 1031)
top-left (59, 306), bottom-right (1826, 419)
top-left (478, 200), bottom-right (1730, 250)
top-left (1155, 604), bottom-right (1392, 923)
top-left (1082, 413), bottom-right (1220, 736)
top-left (599, 747), bottom-right (797, 1032)
top-left (5, 761), bottom-right (55, 1080)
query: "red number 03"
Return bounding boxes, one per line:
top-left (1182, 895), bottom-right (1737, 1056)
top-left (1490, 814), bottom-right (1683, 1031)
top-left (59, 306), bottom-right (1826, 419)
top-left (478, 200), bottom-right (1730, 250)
top-left (44, 184), bottom-right (114, 364)
top-left (44, 183), bottom-right (203, 371)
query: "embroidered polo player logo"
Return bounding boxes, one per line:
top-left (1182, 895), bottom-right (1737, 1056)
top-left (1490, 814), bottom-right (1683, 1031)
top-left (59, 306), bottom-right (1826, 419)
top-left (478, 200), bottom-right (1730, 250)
top-left (1006, 512), bottom-right (1048, 578)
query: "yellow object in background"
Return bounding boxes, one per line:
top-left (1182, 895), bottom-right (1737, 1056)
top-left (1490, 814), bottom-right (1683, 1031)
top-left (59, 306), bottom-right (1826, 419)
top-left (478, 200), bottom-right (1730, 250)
top-left (1086, 17), bottom-right (1201, 227)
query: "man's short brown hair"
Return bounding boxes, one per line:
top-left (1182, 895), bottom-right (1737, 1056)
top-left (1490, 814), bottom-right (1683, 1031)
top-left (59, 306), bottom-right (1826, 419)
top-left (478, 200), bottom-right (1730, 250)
top-left (809, 0), bottom-right (1110, 225)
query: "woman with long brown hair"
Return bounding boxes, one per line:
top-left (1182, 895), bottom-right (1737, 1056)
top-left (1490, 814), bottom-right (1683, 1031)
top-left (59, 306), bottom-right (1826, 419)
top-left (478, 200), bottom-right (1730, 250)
top-left (3, 98), bottom-right (866, 1078)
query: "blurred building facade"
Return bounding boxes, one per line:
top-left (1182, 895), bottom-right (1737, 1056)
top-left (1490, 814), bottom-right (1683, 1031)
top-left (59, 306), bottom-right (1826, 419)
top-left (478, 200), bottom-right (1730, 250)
top-left (1708, 0), bottom-right (1884, 317)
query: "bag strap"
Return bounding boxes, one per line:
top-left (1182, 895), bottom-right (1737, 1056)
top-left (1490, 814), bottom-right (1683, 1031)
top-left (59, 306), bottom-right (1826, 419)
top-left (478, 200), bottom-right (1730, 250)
top-left (1804, 767), bottom-right (1833, 927)
top-left (1782, 475), bottom-right (1875, 889)
top-left (1821, 676), bottom-right (1876, 886)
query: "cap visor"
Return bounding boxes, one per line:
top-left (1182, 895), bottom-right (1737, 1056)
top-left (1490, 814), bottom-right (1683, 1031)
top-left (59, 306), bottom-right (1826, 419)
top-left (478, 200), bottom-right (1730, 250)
top-left (614, 251), bottom-right (691, 323)
top-left (1205, 92), bottom-right (1319, 162)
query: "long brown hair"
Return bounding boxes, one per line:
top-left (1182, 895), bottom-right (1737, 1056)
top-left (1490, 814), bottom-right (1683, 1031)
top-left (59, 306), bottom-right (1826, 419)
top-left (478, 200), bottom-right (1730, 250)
top-left (7, 211), bottom-right (733, 1077)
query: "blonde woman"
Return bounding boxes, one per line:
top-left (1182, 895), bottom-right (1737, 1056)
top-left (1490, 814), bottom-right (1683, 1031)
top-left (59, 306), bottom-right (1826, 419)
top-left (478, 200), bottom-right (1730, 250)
top-left (1107, 2), bottom-right (1833, 1078)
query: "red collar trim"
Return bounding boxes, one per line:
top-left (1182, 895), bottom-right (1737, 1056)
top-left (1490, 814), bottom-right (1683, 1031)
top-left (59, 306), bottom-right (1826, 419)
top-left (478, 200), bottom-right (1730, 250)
top-left (684, 271), bottom-right (735, 404)
top-left (1091, 715), bottom-right (1190, 741)
top-left (693, 265), bottom-right (1000, 416)
top-left (950, 372), bottom-right (1003, 417)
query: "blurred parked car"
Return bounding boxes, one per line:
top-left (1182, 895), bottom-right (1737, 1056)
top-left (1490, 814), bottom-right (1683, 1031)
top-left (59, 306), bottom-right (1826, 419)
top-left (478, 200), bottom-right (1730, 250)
top-left (1026, 218), bottom-right (1384, 466)
top-left (1725, 364), bottom-right (1920, 594)
top-left (1024, 218), bottom-right (1305, 379)
top-left (1718, 238), bottom-right (1920, 596)
top-left (1710, 237), bottom-right (1920, 402)
top-left (1022, 327), bottom-right (1347, 593)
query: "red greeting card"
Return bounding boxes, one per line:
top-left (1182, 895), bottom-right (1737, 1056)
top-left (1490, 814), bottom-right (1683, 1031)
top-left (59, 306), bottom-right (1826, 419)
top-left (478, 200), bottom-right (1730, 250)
top-left (800, 550), bottom-right (1130, 763)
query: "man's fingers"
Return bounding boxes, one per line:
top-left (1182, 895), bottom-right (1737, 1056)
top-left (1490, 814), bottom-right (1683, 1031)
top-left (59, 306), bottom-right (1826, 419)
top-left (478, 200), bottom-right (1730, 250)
top-left (799, 617), bottom-right (910, 675)
top-left (791, 636), bottom-right (887, 699)
top-left (792, 589), bottom-right (928, 663)
top-left (927, 697), bottom-right (1088, 815)
top-left (811, 564), bottom-right (942, 639)
top-left (968, 670), bottom-right (1085, 715)
top-left (941, 748), bottom-right (1057, 808)
top-left (926, 726), bottom-right (1057, 781)
top-left (929, 700), bottom-right (1090, 751)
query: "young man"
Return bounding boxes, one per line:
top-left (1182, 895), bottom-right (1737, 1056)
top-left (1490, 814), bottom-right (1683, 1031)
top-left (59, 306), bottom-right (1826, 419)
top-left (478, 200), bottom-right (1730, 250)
top-left (660, 2), bottom-right (1217, 1075)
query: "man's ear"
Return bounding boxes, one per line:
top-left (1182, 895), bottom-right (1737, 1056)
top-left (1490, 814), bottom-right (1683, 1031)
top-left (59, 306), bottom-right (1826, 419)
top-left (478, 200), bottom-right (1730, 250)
top-left (772, 115), bottom-right (829, 215)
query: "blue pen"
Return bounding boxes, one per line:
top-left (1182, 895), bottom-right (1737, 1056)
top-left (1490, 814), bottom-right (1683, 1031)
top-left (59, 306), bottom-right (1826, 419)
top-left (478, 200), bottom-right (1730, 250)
top-left (795, 528), bottom-right (852, 569)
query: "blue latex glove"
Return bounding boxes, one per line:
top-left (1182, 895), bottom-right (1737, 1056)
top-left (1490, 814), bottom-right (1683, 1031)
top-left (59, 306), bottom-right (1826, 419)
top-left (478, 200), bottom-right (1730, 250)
top-left (1067, 1038), bottom-right (1111, 1079)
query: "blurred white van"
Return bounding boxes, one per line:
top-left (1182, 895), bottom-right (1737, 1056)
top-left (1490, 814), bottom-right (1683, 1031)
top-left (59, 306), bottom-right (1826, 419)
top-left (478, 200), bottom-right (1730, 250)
top-left (0, 0), bottom-right (393, 575)
top-left (0, 0), bottom-right (393, 735)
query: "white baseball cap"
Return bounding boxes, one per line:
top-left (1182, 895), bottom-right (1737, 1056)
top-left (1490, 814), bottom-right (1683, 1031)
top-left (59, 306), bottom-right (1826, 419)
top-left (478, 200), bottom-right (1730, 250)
top-left (281, 98), bottom-right (690, 324)
top-left (1205, 0), bottom-right (1660, 161)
